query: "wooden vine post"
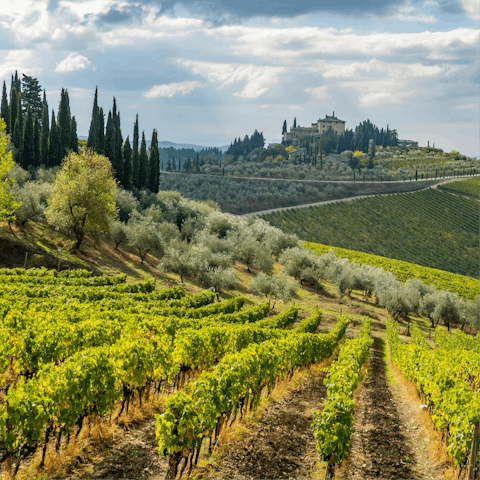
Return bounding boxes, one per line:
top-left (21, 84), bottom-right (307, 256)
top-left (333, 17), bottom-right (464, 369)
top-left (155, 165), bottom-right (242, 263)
top-left (468, 420), bottom-right (480, 480)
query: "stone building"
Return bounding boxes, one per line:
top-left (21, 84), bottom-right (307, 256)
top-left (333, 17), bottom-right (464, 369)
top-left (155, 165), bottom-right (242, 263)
top-left (397, 139), bottom-right (419, 148)
top-left (283, 112), bottom-right (346, 145)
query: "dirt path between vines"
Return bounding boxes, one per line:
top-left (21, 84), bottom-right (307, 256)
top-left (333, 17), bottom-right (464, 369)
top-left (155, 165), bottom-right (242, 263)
top-left (204, 364), bottom-right (333, 480)
top-left (337, 335), bottom-right (447, 480)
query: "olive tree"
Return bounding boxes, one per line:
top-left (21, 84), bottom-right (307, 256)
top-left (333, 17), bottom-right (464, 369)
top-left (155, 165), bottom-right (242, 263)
top-left (10, 181), bottom-right (50, 226)
top-left (158, 240), bottom-right (195, 282)
top-left (432, 291), bottom-right (461, 332)
top-left (249, 272), bottom-right (298, 308)
top-left (125, 212), bottom-right (164, 263)
top-left (110, 219), bottom-right (128, 250)
top-left (45, 149), bottom-right (117, 249)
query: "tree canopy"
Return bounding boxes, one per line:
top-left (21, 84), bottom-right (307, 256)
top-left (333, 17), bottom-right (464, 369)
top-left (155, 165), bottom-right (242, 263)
top-left (0, 118), bottom-right (21, 222)
top-left (45, 149), bottom-right (118, 249)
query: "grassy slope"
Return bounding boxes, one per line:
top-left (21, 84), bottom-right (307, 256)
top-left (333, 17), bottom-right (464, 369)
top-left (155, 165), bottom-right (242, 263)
top-left (1, 219), bottom-right (477, 480)
top-left (304, 241), bottom-right (479, 300)
top-left (1, 220), bottom-right (475, 338)
top-left (262, 188), bottom-right (479, 279)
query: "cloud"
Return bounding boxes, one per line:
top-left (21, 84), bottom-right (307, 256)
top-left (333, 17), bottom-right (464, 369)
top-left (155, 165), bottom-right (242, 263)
top-left (55, 52), bottom-right (94, 72)
top-left (208, 25), bottom-right (479, 60)
top-left (0, 50), bottom-right (42, 79)
top-left (178, 60), bottom-right (286, 98)
top-left (304, 86), bottom-right (331, 100)
top-left (459, 0), bottom-right (480, 20)
top-left (143, 80), bottom-right (202, 98)
top-left (390, 4), bottom-right (437, 22)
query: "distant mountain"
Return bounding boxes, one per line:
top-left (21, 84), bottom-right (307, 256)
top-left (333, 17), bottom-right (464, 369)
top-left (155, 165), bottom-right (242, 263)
top-left (78, 136), bottom-right (229, 153)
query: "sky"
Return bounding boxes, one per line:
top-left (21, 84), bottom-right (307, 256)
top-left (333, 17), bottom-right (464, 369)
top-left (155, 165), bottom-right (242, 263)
top-left (1, 0), bottom-right (479, 157)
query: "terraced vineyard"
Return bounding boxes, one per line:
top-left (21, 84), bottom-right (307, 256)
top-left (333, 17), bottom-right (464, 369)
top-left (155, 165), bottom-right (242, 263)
top-left (262, 188), bottom-right (479, 278)
top-left (438, 178), bottom-right (480, 198)
top-left (0, 267), bottom-right (351, 479)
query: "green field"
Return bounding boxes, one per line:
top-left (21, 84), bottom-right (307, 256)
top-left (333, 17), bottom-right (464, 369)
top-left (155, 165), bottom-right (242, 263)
top-left (263, 189), bottom-right (479, 278)
top-left (438, 178), bottom-right (480, 198)
top-left (304, 241), bottom-right (479, 300)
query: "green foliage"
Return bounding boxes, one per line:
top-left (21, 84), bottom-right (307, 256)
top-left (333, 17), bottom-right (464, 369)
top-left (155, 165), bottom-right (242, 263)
top-left (40, 102), bottom-right (49, 166)
top-left (21, 74), bottom-right (43, 120)
top-left (1, 82), bottom-right (8, 133)
top-left (304, 242), bottom-right (479, 300)
top-left (387, 320), bottom-right (480, 466)
top-left (148, 129), bottom-right (160, 193)
top-left (0, 118), bottom-right (21, 222)
top-left (311, 317), bottom-right (372, 466)
top-left (132, 115), bottom-right (139, 188)
top-left (138, 131), bottom-right (148, 189)
top-left (265, 189), bottom-right (479, 278)
top-left (438, 178), bottom-right (479, 198)
top-left (248, 272), bottom-right (298, 307)
top-left (45, 149), bottom-right (118, 249)
top-left (48, 111), bottom-right (62, 167)
top-left (125, 213), bottom-right (164, 263)
top-left (22, 106), bottom-right (35, 168)
top-left (57, 88), bottom-right (72, 156)
top-left (9, 181), bottom-right (50, 226)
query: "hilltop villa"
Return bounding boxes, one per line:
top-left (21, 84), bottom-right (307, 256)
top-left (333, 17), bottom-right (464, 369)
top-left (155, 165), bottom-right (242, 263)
top-left (283, 112), bottom-right (346, 145)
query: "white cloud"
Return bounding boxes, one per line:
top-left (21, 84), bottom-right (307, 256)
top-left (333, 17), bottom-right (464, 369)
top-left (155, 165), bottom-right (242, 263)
top-left (55, 52), bottom-right (94, 73)
top-left (318, 58), bottom-right (458, 79)
top-left (0, 50), bottom-right (42, 79)
top-left (289, 105), bottom-right (303, 110)
top-left (389, 4), bottom-right (437, 22)
top-left (206, 25), bottom-right (478, 60)
top-left (304, 86), bottom-right (331, 100)
top-left (423, 0), bottom-right (438, 5)
top-left (143, 81), bottom-right (202, 98)
top-left (178, 60), bottom-right (285, 99)
top-left (460, 0), bottom-right (480, 20)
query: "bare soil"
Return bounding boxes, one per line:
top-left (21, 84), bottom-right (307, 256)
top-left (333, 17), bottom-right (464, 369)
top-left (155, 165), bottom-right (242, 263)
top-left (205, 364), bottom-right (332, 480)
top-left (337, 335), bottom-right (447, 480)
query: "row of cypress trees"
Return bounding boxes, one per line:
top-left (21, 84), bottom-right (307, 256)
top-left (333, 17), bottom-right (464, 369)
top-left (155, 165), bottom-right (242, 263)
top-left (0, 73), bottom-right (160, 194)
top-left (86, 87), bottom-right (159, 193)
top-left (0, 72), bottom-right (78, 170)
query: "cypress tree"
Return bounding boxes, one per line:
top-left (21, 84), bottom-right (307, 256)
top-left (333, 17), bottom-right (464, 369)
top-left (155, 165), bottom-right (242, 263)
top-left (122, 136), bottom-right (132, 190)
top-left (132, 114), bottom-right (139, 188)
top-left (148, 129), bottom-right (160, 193)
top-left (293, 117), bottom-right (296, 128)
top-left (70, 116), bottom-right (78, 153)
top-left (104, 110), bottom-right (115, 163)
top-left (97, 107), bottom-right (105, 155)
top-left (87, 87), bottom-right (99, 151)
top-left (113, 99), bottom-right (123, 184)
top-left (13, 71), bottom-right (21, 95)
top-left (9, 87), bottom-right (18, 139)
top-left (33, 114), bottom-right (40, 167)
top-left (21, 74), bottom-right (43, 120)
top-left (57, 88), bottom-right (72, 156)
top-left (1, 82), bottom-right (8, 132)
top-left (138, 131), bottom-right (148, 188)
top-left (22, 106), bottom-right (35, 169)
top-left (12, 95), bottom-right (23, 165)
top-left (40, 102), bottom-right (50, 166)
top-left (48, 110), bottom-right (62, 167)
